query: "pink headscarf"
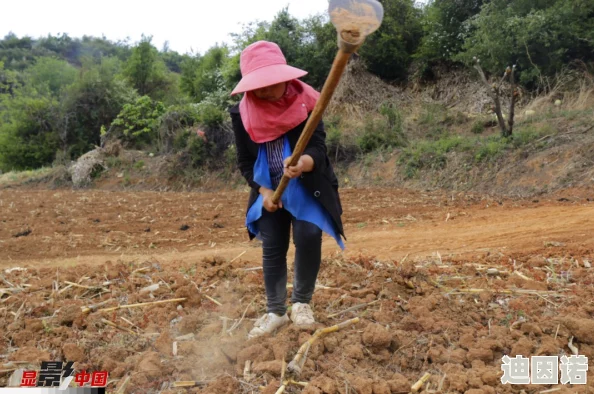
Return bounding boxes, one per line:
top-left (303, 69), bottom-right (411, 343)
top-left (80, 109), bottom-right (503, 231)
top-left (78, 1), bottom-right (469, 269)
top-left (239, 79), bottom-right (320, 144)
top-left (230, 41), bottom-right (320, 143)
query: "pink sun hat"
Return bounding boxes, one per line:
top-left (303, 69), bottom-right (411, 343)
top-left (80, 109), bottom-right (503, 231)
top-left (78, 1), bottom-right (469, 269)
top-left (231, 41), bottom-right (308, 95)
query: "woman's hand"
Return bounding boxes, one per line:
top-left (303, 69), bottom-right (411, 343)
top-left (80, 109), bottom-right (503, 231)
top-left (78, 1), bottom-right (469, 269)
top-left (260, 187), bottom-right (282, 212)
top-left (283, 154), bottom-right (314, 179)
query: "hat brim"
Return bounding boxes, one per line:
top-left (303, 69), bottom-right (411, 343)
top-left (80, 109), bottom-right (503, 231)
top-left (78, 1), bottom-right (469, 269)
top-left (231, 64), bottom-right (308, 95)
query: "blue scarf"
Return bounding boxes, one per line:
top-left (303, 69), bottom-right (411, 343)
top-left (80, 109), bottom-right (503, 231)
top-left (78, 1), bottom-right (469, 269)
top-left (246, 136), bottom-right (345, 250)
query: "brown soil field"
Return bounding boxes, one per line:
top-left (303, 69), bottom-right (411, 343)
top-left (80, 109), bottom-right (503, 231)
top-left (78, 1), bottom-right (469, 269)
top-left (1, 187), bottom-right (593, 393)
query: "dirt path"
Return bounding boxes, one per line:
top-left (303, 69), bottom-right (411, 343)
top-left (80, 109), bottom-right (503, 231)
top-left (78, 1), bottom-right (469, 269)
top-left (1, 187), bottom-right (593, 268)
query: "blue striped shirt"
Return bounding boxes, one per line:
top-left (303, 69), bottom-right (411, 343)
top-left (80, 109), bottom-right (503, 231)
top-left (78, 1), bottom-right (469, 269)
top-left (246, 136), bottom-right (345, 250)
top-left (266, 138), bottom-right (285, 188)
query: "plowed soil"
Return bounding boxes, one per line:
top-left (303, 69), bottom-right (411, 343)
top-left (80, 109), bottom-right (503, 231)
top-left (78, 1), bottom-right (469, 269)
top-left (1, 187), bottom-right (593, 393)
top-left (2, 187), bottom-right (594, 266)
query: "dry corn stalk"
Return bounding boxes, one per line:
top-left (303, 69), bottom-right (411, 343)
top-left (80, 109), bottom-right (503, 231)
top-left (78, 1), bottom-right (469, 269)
top-left (243, 360), bottom-right (254, 382)
top-left (116, 374), bottom-right (130, 394)
top-left (64, 281), bottom-right (108, 291)
top-left (274, 382), bottom-right (287, 394)
top-left (275, 357), bottom-right (309, 394)
top-left (101, 318), bottom-right (137, 335)
top-left (287, 317), bottom-right (359, 377)
top-left (327, 300), bottom-right (379, 318)
top-left (411, 372), bottom-right (431, 392)
top-left (98, 297), bottom-right (187, 313)
top-left (81, 298), bottom-right (114, 314)
top-left (203, 294), bottom-right (222, 306)
top-left (568, 336), bottom-right (579, 355)
top-left (173, 381), bottom-right (207, 388)
top-left (173, 381), bottom-right (197, 387)
top-left (447, 288), bottom-right (564, 296)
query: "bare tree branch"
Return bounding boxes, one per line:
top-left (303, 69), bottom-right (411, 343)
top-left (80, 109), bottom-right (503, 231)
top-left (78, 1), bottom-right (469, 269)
top-left (474, 58), bottom-right (508, 136)
top-left (507, 65), bottom-right (517, 138)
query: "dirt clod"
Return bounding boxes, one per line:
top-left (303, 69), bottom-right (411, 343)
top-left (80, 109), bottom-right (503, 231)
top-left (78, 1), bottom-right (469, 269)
top-left (347, 375), bottom-right (373, 394)
top-left (252, 360), bottom-right (282, 375)
top-left (137, 351), bottom-right (162, 380)
top-left (511, 337), bottom-right (535, 357)
top-left (62, 343), bottom-right (86, 362)
top-left (155, 330), bottom-right (173, 356)
top-left (58, 304), bottom-right (83, 326)
top-left (564, 318), bottom-right (594, 344)
top-left (362, 323), bottom-right (392, 348)
top-left (10, 347), bottom-right (51, 362)
top-left (24, 318), bottom-right (43, 332)
top-left (345, 344), bottom-right (364, 360)
top-left (237, 344), bottom-right (274, 366)
top-left (309, 375), bottom-right (337, 393)
top-left (467, 348), bottom-right (494, 363)
top-left (388, 373), bottom-right (410, 392)
top-left (372, 381), bottom-right (391, 394)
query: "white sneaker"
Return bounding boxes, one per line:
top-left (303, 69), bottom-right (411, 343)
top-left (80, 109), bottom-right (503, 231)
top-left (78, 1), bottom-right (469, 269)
top-left (248, 313), bottom-right (290, 339)
top-left (290, 303), bottom-right (316, 325)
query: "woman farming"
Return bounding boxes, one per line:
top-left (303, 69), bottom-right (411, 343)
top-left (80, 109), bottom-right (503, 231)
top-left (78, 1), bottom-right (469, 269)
top-left (229, 40), bottom-right (345, 338)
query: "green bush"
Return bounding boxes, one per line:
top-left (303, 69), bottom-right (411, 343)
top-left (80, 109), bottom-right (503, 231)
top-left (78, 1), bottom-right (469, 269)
top-left (133, 160), bottom-right (145, 170)
top-left (158, 97), bottom-right (233, 168)
top-left (358, 103), bottom-right (406, 153)
top-left (110, 95), bottom-right (166, 148)
top-left (419, 103), bottom-right (446, 126)
top-left (195, 101), bottom-right (225, 128)
top-left (326, 123), bottom-right (342, 156)
top-left (444, 111), bottom-right (468, 126)
top-left (0, 94), bottom-right (60, 171)
top-left (224, 144), bottom-right (237, 170)
top-left (512, 123), bottom-right (557, 147)
top-left (324, 121), bottom-right (359, 163)
top-left (185, 133), bottom-right (208, 168)
top-left (171, 127), bottom-right (212, 170)
top-left (172, 128), bottom-right (192, 151)
top-left (0, 125), bottom-right (60, 172)
top-left (158, 103), bottom-right (201, 152)
top-left (474, 136), bottom-right (508, 162)
top-left (399, 135), bottom-right (474, 178)
top-left (471, 121), bottom-right (485, 134)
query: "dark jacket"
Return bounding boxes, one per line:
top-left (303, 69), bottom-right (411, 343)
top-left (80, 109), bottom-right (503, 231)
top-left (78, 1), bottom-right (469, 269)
top-left (229, 103), bottom-right (345, 241)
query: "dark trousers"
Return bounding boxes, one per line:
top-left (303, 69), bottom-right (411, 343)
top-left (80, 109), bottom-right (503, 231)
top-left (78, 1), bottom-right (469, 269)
top-left (258, 208), bottom-right (322, 315)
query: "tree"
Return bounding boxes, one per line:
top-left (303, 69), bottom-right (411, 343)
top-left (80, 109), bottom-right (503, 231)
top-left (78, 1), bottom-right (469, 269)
top-left (0, 60), bottom-right (19, 95)
top-left (162, 49), bottom-right (186, 73)
top-left (473, 59), bottom-right (517, 137)
top-left (415, 0), bottom-right (488, 63)
top-left (124, 35), bottom-right (175, 101)
top-left (455, 0), bottom-right (594, 87)
top-left (64, 57), bottom-right (138, 156)
top-left (25, 57), bottom-right (77, 96)
top-left (295, 14), bottom-right (336, 89)
top-left (0, 93), bottom-right (60, 171)
top-left (180, 45), bottom-right (231, 102)
top-left (264, 8), bottom-right (303, 68)
top-left (358, 0), bottom-right (424, 81)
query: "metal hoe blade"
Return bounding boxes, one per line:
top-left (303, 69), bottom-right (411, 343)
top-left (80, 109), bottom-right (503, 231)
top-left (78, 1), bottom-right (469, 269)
top-left (329, 0), bottom-right (384, 46)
